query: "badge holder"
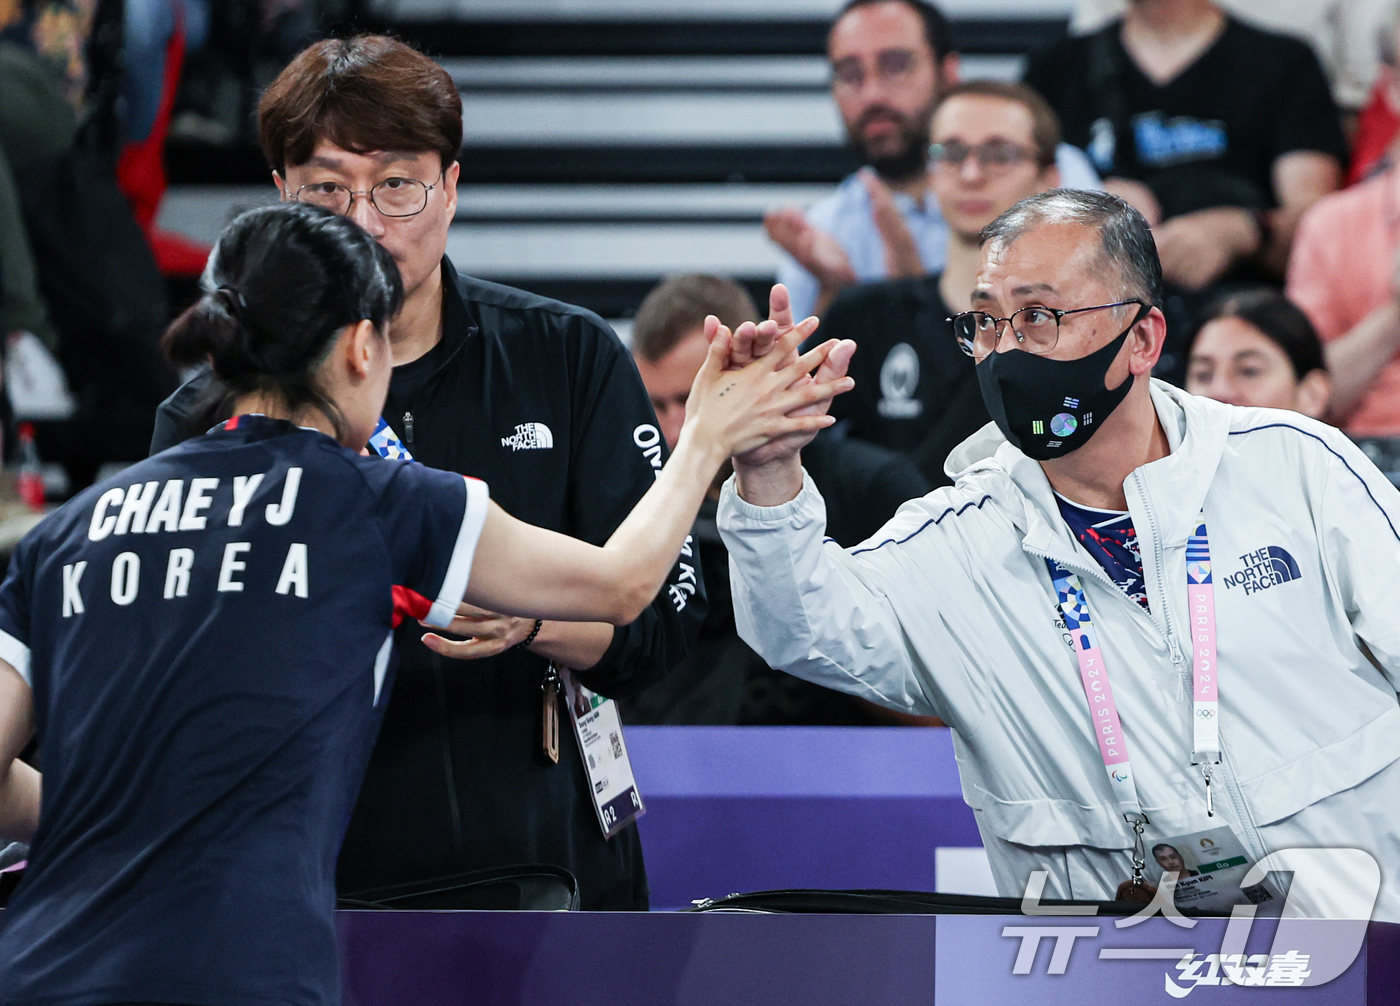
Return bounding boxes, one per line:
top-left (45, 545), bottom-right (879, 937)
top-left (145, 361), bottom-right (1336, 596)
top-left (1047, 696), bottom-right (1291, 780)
top-left (559, 667), bottom-right (645, 838)
top-left (1146, 823), bottom-right (1278, 913)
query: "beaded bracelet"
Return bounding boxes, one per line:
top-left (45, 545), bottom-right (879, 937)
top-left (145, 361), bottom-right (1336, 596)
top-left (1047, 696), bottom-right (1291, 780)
top-left (515, 619), bottom-right (544, 651)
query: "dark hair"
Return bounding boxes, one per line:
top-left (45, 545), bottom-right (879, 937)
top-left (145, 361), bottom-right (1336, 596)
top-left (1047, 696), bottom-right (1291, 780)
top-left (258, 35), bottom-right (463, 174)
top-left (933, 80), bottom-right (1061, 169)
top-left (832, 0), bottom-right (953, 62)
top-left (1186, 288), bottom-right (1327, 380)
top-left (162, 203), bottom-right (403, 439)
top-left (981, 189), bottom-right (1164, 308)
top-left (632, 275), bottom-right (759, 363)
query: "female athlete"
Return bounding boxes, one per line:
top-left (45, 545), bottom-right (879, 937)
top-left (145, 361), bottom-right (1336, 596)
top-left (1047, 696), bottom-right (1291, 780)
top-left (0, 203), bottom-right (851, 1006)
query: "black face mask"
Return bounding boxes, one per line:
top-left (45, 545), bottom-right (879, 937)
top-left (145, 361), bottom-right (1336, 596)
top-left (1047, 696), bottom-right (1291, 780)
top-left (975, 328), bottom-right (1135, 461)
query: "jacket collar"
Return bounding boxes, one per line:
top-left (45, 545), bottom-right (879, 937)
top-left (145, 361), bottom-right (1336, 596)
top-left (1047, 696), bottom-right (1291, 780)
top-left (946, 380), bottom-right (1231, 562)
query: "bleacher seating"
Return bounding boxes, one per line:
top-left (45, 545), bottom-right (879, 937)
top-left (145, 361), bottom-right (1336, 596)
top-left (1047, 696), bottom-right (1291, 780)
top-left (160, 0), bottom-right (1074, 323)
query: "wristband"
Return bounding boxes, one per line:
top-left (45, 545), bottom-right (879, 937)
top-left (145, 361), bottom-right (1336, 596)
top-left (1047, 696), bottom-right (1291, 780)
top-left (515, 619), bottom-right (544, 651)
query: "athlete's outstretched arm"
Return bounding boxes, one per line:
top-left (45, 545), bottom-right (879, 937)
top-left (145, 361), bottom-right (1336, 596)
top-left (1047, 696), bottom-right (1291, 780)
top-left (463, 321), bottom-right (852, 625)
top-left (0, 661), bottom-right (38, 842)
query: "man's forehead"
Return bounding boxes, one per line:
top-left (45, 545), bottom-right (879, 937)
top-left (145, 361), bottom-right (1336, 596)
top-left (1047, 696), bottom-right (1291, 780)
top-left (829, 1), bottom-right (926, 55)
top-left (298, 143), bottom-right (435, 170)
top-left (970, 281), bottom-right (1059, 304)
top-left (932, 96), bottom-right (1033, 142)
top-left (973, 222), bottom-right (1105, 299)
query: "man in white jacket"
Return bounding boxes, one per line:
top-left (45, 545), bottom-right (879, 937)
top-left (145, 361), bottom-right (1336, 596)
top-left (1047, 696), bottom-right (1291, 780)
top-left (720, 189), bottom-right (1400, 920)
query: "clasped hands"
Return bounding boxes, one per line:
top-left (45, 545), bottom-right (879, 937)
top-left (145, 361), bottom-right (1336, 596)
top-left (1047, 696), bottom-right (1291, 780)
top-left (706, 283), bottom-right (857, 469)
top-left (424, 284), bottom-right (856, 662)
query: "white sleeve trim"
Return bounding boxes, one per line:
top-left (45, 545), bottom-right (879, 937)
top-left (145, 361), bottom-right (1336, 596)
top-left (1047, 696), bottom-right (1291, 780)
top-left (0, 629), bottom-right (31, 686)
top-left (718, 468), bottom-right (819, 522)
top-left (425, 476), bottom-right (490, 629)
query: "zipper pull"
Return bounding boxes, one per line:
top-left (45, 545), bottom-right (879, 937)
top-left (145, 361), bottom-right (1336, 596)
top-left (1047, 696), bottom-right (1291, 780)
top-left (1170, 641), bottom-right (1188, 702)
top-left (541, 664), bottom-right (560, 764)
top-left (403, 411), bottom-right (415, 444)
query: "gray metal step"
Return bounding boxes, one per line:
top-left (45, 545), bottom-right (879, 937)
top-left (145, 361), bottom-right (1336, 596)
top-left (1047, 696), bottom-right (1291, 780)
top-left (443, 53), bottom-right (1024, 91)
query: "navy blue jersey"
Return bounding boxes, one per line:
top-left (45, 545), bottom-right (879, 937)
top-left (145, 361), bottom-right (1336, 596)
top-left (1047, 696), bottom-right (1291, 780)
top-left (1056, 495), bottom-right (1150, 611)
top-left (0, 416), bottom-right (488, 1006)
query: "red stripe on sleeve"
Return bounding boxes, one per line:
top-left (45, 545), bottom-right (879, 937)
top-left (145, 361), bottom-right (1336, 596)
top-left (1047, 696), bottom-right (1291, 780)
top-left (391, 584), bottom-right (434, 628)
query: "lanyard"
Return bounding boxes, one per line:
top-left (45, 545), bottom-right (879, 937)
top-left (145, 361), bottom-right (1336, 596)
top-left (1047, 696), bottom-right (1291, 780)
top-left (1186, 515), bottom-right (1220, 776)
top-left (1045, 510), bottom-right (1220, 831)
top-left (369, 417), bottom-right (416, 463)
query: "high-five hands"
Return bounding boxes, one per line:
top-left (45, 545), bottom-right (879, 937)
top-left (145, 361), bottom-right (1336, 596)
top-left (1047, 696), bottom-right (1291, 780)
top-left (683, 309), bottom-right (853, 460)
top-left (422, 300), bottom-right (853, 661)
top-left (703, 284), bottom-right (857, 469)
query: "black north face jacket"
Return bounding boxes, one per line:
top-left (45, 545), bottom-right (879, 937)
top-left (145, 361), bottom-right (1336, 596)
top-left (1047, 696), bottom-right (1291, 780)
top-left (151, 261), bottom-right (707, 909)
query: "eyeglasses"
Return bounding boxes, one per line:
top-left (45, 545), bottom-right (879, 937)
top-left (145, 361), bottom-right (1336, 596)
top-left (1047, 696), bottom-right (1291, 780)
top-left (928, 140), bottom-right (1037, 173)
top-left (831, 48), bottom-right (921, 90)
top-left (291, 172), bottom-right (443, 218)
top-left (949, 300), bottom-right (1149, 359)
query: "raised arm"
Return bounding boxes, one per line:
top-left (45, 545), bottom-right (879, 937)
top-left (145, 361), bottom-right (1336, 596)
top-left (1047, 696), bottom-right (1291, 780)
top-left (463, 322), bottom-right (851, 624)
top-left (0, 661), bottom-right (38, 843)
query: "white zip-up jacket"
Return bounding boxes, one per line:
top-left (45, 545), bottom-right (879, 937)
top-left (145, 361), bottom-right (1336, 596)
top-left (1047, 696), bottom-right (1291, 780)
top-left (719, 382), bottom-right (1400, 919)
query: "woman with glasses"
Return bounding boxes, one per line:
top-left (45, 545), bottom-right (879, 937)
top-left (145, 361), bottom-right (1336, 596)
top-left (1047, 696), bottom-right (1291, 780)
top-left (0, 202), bottom-right (850, 1006)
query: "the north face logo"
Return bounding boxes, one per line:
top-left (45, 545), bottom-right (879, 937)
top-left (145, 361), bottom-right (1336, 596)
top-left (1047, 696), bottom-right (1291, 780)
top-left (1221, 546), bottom-right (1301, 595)
top-left (501, 423), bottom-right (554, 451)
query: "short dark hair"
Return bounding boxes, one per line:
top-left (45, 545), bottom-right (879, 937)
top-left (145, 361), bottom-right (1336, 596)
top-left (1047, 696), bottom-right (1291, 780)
top-left (258, 35), bottom-right (463, 174)
top-left (163, 203), bottom-right (402, 440)
top-left (1186, 288), bottom-right (1327, 380)
top-left (832, 0), bottom-right (953, 62)
top-left (632, 275), bottom-right (759, 363)
top-left (933, 80), bottom-right (1061, 169)
top-left (981, 190), bottom-right (1164, 308)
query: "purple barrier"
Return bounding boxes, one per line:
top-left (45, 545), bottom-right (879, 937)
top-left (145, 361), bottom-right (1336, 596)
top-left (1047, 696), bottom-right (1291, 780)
top-left (337, 911), bottom-right (1399, 1006)
top-left (625, 726), bottom-right (980, 908)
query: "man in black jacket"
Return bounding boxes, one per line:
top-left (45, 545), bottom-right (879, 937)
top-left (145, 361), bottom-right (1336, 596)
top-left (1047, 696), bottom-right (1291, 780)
top-left (151, 36), bottom-right (705, 910)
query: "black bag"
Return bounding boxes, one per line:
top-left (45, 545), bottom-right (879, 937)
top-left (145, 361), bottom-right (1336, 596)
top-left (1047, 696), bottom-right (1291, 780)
top-left (338, 864), bottom-right (582, 912)
top-left (686, 888), bottom-right (1219, 917)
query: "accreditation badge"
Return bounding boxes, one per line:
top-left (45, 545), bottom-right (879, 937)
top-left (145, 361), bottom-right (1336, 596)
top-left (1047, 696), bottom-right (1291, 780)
top-left (1148, 825), bottom-right (1278, 912)
top-left (560, 669), bottom-right (645, 839)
